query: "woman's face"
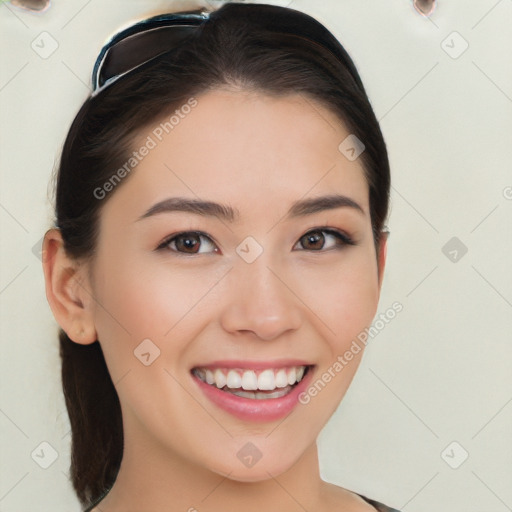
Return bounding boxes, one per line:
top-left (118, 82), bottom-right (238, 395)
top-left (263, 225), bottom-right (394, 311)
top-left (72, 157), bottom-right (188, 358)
top-left (87, 89), bottom-right (385, 481)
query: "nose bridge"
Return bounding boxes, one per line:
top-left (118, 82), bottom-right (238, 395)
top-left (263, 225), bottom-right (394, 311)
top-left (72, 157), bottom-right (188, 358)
top-left (219, 250), bottom-right (302, 340)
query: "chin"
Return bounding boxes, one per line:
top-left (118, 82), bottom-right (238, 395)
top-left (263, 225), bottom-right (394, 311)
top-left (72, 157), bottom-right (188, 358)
top-left (204, 443), bottom-right (305, 483)
top-left (216, 463), bottom-right (290, 483)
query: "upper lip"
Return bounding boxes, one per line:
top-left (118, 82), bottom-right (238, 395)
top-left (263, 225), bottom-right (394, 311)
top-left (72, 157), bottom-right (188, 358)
top-left (191, 359), bottom-right (313, 371)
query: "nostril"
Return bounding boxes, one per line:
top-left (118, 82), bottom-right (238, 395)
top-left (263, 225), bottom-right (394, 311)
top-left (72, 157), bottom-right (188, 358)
top-left (413, 0), bottom-right (436, 17)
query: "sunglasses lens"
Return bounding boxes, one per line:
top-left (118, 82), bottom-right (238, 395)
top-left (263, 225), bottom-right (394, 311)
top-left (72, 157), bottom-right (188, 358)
top-left (98, 25), bottom-right (199, 89)
top-left (92, 7), bottom-right (345, 94)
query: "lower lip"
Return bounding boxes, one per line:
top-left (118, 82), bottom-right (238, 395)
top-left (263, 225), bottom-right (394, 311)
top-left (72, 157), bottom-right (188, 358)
top-left (192, 368), bottom-right (313, 422)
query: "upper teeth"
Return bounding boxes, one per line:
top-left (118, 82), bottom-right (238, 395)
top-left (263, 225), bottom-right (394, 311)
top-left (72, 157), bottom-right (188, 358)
top-left (194, 366), bottom-right (307, 391)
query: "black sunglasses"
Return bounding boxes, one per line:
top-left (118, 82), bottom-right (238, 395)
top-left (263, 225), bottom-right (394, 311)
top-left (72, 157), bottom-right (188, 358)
top-left (91, 4), bottom-right (363, 96)
top-left (92, 10), bottom-right (209, 95)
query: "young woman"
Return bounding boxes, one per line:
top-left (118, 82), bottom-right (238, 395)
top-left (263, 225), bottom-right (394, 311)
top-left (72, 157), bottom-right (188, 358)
top-left (42, 3), bottom-right (398, 511)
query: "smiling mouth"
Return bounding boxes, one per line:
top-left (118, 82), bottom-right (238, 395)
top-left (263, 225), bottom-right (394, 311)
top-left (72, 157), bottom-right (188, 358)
top-left (191, 365), bottom-right (312, 399)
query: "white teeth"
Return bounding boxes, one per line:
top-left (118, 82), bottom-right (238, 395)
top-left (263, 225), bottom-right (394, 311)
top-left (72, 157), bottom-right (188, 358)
top-left (205, 369), bottom-right (215, 385)
top-left (214, 369), bottom-right (226, 388)
top-left (275, 369), bottom-right (288, 388)
top-left (287, 367), bottom-right (297, 386)
top-left (195, 365), bottom-right (309, 393)
top-left (227, 386), bottom-right (293, 400)
top-left (258, 369), bottom-right (275, 390)
top-left (241, 370), bottom-right (258, 390)
top-left (226, 370), bottom-right (242, 389)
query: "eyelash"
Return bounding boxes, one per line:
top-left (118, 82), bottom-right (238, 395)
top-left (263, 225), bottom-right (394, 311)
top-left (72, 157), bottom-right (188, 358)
top-left (156, 227), bottom-right (355, 255)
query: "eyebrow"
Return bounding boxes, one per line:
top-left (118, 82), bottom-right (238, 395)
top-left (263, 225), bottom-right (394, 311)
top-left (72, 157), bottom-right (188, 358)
top-left (137, 194), bottom-right (365, 223)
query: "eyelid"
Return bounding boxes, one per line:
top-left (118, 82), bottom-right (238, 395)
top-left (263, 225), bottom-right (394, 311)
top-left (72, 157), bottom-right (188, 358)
top-left (316, 227), bottom-right (354, 243)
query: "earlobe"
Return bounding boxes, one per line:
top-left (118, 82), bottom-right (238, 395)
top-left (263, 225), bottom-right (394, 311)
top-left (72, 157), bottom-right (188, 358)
top-left (42, 229), bottom-right (97, 345)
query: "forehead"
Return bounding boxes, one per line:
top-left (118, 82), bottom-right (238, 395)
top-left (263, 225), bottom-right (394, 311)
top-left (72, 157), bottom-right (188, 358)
top-left (103, 89), bottom-right (369, 219)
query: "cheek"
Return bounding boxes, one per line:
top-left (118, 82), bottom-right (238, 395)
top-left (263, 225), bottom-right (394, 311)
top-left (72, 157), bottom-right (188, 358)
top-left (291, 252), bottom-right (379, 425)
top-left (292, 250), bottom-right (380, 352)
top-left (89, 250), bottom-right (225, 369)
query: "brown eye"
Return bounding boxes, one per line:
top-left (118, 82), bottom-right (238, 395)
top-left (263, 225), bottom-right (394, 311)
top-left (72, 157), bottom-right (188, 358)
top-left (175, 233), bottom-right (201, 253)
top-left (300, 230), bottom-right (325, 250)
top-left (294, 229), bottom-right (354, 251)
top-left (160, 232), bottom-right (217, 254)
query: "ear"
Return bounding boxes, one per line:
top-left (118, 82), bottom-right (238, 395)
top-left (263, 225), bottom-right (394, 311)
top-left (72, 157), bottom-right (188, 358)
top-left (377, 230), bottom-right (388, 292)
top-left (42, 228), bottom-right (97, 345)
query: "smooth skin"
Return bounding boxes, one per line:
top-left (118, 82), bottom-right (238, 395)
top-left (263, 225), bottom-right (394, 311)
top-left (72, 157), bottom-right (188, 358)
top-left (43, 89), bottom-right (387, 512)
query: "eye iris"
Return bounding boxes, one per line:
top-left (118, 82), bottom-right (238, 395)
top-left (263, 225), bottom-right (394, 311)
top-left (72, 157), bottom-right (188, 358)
top-left (176, 233), bottom-right (200, 253)
top-left (302, 230), bottom-right (324, 250)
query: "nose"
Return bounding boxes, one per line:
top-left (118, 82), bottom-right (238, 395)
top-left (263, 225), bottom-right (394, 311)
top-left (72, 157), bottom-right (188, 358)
top-left (219, 257), bottom-right (303, 341)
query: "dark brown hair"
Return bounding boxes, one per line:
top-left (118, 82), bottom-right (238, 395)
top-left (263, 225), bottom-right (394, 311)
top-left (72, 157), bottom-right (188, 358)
top-left (53, 2), bottom-right (390, 507)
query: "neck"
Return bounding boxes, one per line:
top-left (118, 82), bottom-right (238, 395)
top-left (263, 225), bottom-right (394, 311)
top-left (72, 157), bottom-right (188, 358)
top-left (98, 420), bottom-right (325, 511)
